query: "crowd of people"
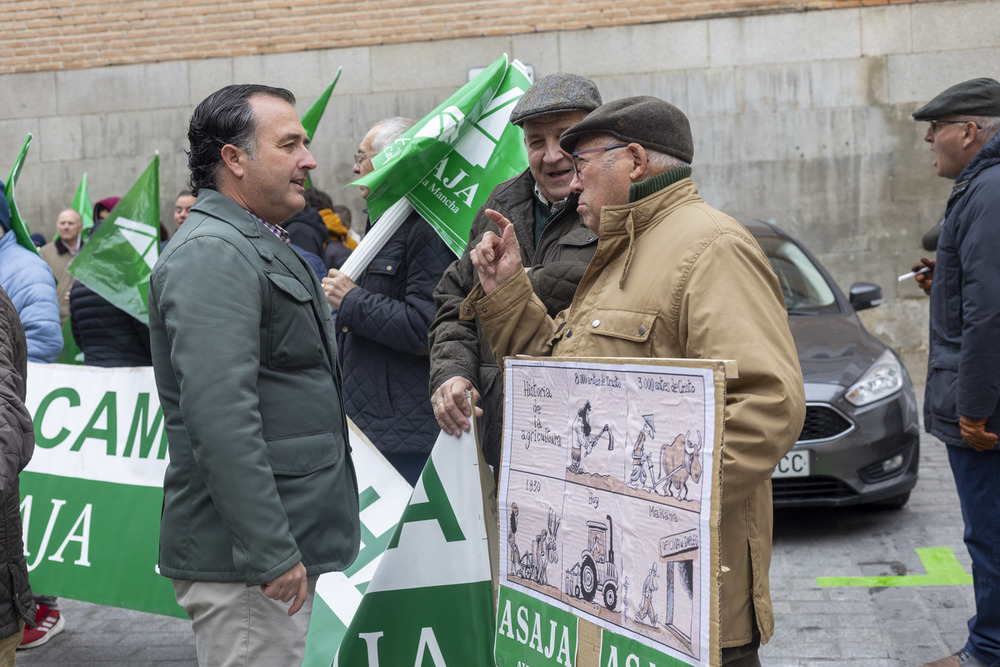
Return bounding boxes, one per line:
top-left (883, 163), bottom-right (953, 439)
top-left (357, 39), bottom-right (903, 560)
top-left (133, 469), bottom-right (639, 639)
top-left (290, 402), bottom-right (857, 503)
top-left (1, 72), bottom-right (998, 667)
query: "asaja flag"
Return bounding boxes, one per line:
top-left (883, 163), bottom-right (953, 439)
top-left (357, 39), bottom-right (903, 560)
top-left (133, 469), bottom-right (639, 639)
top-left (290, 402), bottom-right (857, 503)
top-left (352, 55), bottom-right (530, 256)
top-left (353, 54), bottom-right (510, 224)
top-left (407, 60), bottom-right (530, 255)
top-left (68, 155), bottom-right (160, 323)
top-left (4, 133), bottom-right (41, 256)
top-left (302, 69), bottom-right (342, 190)
top-left (328, 430), bottom-right (496, 667)
top-left (73, 173), bottom-right (95, 231)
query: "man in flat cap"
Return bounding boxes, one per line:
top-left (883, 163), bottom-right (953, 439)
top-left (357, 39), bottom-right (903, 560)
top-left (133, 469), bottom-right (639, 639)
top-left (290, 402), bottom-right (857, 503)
top-left (911, 78), bottom-right (1000, 667)
top-left (428, 73), bottom-right (602, 473)
top-left (464, 95), bottom-right (805, 664)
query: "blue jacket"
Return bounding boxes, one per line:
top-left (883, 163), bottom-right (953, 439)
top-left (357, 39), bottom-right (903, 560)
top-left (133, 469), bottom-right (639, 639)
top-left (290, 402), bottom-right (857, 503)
top-left (336, 211), bottom-right (453, 455)
top-left (925, 131), bottom-right (1000, 447)
top-left (0, 232), bottom-right (62, 362)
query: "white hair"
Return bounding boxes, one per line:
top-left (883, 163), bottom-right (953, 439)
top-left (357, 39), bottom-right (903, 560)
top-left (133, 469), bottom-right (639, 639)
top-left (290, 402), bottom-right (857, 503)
top-left (969, 115), bottom-right (1000, 143)
top-left (371, 117), bottom-right (415, 152)
top-left (644, 148), bottom-right (690, 172)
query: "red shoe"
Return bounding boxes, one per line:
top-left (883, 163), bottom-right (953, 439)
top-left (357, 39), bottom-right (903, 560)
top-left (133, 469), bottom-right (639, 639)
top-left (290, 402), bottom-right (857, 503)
top-left (17, 603), bottom-right (65, 649)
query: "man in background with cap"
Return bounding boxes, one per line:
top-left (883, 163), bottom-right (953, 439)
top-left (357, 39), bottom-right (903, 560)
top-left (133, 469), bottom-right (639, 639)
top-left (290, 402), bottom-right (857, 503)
top-left (910, 77), bottom-right (1000, 667)
top-left (428, 73), bottom-right (602, 473)
top-left (465, 95), bottom-right (805, 664)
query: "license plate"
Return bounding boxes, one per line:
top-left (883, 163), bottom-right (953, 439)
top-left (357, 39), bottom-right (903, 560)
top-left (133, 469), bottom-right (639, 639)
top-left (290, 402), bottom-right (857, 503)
top-left (773, 450), bottom-right (810, 478)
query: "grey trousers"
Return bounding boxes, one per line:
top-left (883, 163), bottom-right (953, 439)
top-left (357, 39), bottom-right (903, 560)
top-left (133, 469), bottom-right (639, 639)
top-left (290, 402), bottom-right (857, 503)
top-left (173, 576), bottom-right (318, 667)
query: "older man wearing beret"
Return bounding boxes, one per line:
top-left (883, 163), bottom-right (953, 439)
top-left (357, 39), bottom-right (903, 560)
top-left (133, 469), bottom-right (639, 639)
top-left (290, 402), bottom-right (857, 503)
top-left (429, 73), bottom-right (602, 473)
top-left (464, 95), bottom-right (805, 664)
top-left (911, 78), bottom-right (1000, 667)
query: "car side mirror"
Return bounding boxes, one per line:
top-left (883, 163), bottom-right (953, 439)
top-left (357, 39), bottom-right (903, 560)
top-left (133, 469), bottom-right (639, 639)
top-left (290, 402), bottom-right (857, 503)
top-left (849, 282), bottom-right (883, 311)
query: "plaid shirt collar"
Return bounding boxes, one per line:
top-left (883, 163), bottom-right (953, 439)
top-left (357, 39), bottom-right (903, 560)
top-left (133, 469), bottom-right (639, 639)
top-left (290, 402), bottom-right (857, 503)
top-left (246, 210), bottom-right (290, 246)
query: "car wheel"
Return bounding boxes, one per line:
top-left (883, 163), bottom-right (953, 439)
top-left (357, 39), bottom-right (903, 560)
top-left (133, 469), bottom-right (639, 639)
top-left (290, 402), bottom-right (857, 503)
top-left (871, 491), bottom-right (910, 510)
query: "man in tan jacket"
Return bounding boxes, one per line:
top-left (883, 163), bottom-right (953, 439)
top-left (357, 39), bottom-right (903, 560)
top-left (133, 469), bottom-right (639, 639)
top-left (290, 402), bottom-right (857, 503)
top-left (464, 96), bottom-right (805, 665)
top-left (39, 208), bottom-right (84, 326)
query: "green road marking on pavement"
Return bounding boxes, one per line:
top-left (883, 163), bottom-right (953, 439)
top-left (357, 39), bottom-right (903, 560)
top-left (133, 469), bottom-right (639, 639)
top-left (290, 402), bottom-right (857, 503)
top-left (816, 547), bottom-right (973, 587)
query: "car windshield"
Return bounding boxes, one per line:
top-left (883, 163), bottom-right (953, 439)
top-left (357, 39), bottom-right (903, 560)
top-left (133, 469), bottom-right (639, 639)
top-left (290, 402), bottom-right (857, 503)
top-left (755, 236), bottom-right (838, 313)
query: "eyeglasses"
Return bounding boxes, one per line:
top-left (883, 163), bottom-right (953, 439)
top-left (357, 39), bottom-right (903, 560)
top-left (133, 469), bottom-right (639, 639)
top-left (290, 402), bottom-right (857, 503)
top-left (570, 144), bottom-right (629, 176)
top-left (928, 119), bottom-right (980, 134)
top-left (353, 151), bottom-right (378, 167)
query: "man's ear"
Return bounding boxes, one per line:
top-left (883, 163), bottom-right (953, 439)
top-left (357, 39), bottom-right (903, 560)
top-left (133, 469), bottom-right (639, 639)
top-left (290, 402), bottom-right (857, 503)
top-left (220, 144), bottom-right (246, 179)
top-left (628, 143), bottom-right (649, 182)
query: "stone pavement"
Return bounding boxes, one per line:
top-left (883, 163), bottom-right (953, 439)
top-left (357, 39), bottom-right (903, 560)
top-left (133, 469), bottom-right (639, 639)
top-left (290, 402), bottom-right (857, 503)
top-left (15, 399), bottom-right (975, 667)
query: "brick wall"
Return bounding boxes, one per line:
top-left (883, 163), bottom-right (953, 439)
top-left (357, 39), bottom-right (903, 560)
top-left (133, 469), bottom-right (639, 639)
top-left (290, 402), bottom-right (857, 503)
top-left (3, 0), bottom-right (917, 74)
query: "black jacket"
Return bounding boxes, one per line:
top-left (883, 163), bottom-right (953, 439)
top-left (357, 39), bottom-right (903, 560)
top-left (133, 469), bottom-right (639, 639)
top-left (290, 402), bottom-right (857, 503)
top-left (70, 280), bottom-right (152, 367)
top-left (336, 210), bottom-right (453, 455)
top-left (283, 207), bottom-right (329, 258)
top-left (0, 285), bottom-right (36, 638)
top-left (925, 131), bottom-right (1000, 446)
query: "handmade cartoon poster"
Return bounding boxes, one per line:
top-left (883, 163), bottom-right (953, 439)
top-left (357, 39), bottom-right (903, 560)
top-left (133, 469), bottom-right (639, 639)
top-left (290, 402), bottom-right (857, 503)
top-left (494, 357), bottom-right (728, 667)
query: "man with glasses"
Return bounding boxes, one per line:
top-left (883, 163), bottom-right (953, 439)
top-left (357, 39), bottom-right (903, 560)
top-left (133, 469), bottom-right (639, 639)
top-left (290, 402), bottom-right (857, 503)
top-left (428, 73), bottom-right (601, 475)
top-left (322, 117), bottom-right (453, 484)
top-left (910, 78), bottom-right (1000, 667)
top-left (463, 96), bottom-right (805, 665)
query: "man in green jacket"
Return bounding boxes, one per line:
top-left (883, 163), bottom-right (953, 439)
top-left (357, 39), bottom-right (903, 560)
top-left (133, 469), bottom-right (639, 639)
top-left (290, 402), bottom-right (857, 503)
top-left (148, 84), bottom-right (360, 666)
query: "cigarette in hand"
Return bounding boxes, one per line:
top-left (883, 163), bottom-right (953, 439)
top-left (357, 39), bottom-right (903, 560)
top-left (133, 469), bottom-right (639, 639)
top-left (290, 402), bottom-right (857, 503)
top-left (898, 266), bottom-right (931, 282)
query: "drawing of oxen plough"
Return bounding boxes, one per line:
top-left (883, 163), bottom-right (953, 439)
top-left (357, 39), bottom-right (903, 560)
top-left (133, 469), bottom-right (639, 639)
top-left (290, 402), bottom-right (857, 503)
top-left (651, 430), bottom-right (704, 500)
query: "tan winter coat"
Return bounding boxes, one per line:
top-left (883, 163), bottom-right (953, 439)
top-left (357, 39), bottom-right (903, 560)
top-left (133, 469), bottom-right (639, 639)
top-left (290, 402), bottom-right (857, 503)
top-left (463, 177), bottom-right (805, 648)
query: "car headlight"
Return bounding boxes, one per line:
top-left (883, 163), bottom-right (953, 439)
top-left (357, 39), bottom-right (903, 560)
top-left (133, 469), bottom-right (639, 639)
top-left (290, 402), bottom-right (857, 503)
top-left (844, 349), bottom-right (904, 406)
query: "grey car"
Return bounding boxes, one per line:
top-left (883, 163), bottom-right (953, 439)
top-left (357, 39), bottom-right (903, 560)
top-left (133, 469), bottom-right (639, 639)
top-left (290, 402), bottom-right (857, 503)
top-left (745, 220), bottom-right (921, 509)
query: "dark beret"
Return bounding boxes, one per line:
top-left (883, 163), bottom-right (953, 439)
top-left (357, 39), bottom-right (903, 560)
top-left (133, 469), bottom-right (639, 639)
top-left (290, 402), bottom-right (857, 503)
top-left (509, 73), bottom-right (602, 127)
top-left (912, 77), bottom-right (1000, 121)
top-left (559, 96), bottom-right (694, 163)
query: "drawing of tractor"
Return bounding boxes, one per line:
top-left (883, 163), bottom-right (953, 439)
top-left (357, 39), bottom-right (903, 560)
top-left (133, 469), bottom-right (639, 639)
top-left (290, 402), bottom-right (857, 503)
top-left (566, 514), bottom-right (619, 611)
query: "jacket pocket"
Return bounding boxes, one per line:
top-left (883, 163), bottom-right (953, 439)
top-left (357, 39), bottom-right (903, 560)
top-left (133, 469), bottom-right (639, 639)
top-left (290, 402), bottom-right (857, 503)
top-left (266, 431), bottom-right (342, 475)
top-left (927, 349), bottom-right (960, 424)
top-left (265, 272), bottom-right (325, 370)
top-left (363, 256), bottom-right (403, 297)
top-left (587, 309), bottom-right (656, 346)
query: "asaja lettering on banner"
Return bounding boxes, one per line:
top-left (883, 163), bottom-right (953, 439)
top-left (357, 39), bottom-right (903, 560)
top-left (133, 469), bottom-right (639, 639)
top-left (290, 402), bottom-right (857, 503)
top-left (357, 627), bottom-right (448, 667)
top-left (20, 495), bottom-right (92, 572)
top-left (497, 598), bottom-right (574, 666)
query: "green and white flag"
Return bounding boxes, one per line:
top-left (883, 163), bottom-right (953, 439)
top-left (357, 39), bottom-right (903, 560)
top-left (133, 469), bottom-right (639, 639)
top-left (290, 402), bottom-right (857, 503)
top-left (4, 133), bottom-right (41, 256)
top-left (302, 69), bottom-right (342, 190)
top-left (352, 54), bottom-right (530, 256)
top-left (73, 172), bottom-right (95, 231)
top-left (68, 155), bottom-right (160, 323)
top-left (326, 429), bottom-right (496, 667)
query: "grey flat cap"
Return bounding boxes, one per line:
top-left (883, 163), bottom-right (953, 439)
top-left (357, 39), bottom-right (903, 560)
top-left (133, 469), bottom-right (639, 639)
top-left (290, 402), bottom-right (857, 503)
top-left (559, 96), bottom-right (694, 164)
top-left (509, 73), bottom-right (602, 127)
top-left (913, 77), bottom-right (1000, 120)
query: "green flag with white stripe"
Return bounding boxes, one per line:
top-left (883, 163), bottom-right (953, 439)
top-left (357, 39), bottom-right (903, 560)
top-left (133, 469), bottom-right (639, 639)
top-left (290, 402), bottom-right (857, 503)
top-left (68, 155), bottom-right (160, 322)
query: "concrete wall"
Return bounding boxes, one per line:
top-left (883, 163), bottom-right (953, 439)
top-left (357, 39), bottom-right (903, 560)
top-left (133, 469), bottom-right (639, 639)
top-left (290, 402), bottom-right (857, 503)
top-left (2, 0), bottom-right (999, 380)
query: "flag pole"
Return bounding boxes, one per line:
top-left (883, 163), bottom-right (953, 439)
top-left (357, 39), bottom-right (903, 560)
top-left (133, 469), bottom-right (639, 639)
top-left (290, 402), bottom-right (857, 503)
top-left (336, 198), bottom-right (413, 282)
